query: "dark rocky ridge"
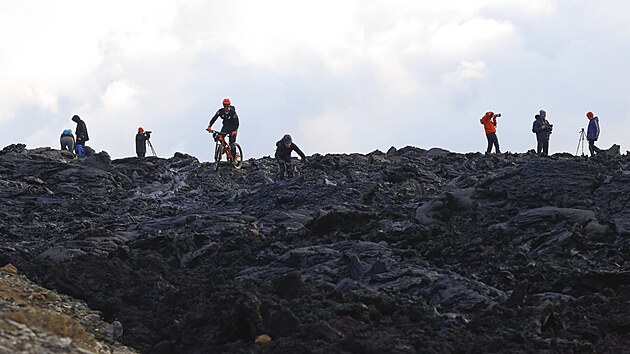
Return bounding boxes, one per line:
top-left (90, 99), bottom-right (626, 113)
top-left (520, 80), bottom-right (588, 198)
top-left (2, 142), bottom-right (630, 353)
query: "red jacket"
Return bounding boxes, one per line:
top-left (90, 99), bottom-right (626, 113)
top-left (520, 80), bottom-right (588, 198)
top-left (480, 112), bottom-right (497, 134)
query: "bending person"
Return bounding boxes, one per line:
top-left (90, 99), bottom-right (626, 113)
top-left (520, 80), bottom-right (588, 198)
top-left (275, 134), bottom-right (306, 180)
top-left (60, 129), bottom-right (75, 153)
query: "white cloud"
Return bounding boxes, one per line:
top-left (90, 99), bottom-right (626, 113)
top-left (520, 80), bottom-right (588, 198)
top-left (442, 61), bottom-right (486, 87)
top-left (299, 110), bottom-right (354, 154)
top-left (1, 0), bottom-right (630, 159)
top-left (102, 81), bottom-right (143, 110)
top-left (429, 18), bottom-right (516, 58)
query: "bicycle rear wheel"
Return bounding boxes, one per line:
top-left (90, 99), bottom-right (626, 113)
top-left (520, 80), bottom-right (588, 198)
top-left (214, 143), bottom-right (222, 171)
top-left (231, 143), bottom-right (243, 169)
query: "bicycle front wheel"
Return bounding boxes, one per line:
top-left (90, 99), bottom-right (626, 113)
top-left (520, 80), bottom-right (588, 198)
top-left (214, 143), bottom-right (222, 171)
top-left (231, 143), bottom-right (243, 169)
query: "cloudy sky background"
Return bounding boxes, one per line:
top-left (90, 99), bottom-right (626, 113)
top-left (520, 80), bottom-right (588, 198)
top-left (1, 0), bottom-right (629, 160)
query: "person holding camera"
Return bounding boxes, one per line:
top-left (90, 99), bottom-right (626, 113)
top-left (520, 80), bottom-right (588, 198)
top-left (586, 111), bottom-right (601, 156)
top-left (135, 127), bottom-right (152, 157)
top-left (532, 109), bottom-right (553, 156)
top-left (480, 111), bottom-right (501, 154)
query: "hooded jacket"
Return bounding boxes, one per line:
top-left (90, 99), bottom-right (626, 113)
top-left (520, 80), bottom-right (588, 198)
top-left (72, 115), bottom-right (89, 143)
top-left (587, 116), bottom-right (600, 141)
top-left (480, 112), bottom-right (497, 134)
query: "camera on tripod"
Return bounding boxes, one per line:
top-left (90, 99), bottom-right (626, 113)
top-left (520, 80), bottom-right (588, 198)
top-left (494, 113), bottom-right (501, 117)
top-left (143, 130), bottom-right (152, 138)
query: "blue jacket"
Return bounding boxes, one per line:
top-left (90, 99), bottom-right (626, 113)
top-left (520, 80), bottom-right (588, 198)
top-left (587, 116), bottom-right (600, 141)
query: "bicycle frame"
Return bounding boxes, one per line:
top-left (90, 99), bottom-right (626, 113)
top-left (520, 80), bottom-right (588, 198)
top-left (214, 133), bottom-right (233, 159)
top-left (210, 130), bottom-right (243, 170)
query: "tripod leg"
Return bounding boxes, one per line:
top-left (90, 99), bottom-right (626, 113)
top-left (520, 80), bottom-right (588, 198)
top-left (576, 139), bottom-right (580, 156)
top-left (147, 141), bottom-right (157, 157)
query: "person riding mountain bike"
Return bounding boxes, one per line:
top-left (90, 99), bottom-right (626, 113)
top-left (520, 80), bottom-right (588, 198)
top-left (206, 98), bottom-right (239, 157)
top-left (275, 134), bottom-right (307, 179)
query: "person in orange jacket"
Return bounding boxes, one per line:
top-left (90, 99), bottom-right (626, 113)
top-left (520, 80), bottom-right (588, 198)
top-left (480, 111), bottom-right (501, 154)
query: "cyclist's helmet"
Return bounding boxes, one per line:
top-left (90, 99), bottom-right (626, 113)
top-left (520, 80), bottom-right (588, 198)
top-left (223, 98), bottom-right (231, 106)
top-left (282, 134), bottom-right (292, 143)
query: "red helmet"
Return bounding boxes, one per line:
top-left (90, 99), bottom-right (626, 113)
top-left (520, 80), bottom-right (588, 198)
top-left (138, 127), bottom-right (144, 133)
top-left (223, 98), bottom-right (231, 106)
top-left (586, 111), bottom-right (594, 118)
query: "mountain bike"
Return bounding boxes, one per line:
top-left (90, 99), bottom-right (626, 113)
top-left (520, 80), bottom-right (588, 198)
top-left (209, 130), bottom-right (243, 171)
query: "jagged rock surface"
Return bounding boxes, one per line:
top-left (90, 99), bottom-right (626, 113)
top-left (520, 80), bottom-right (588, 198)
top-left (2, 143), bottom-right (630, 353)
top-left (0, 263), bottom-right (135, 354)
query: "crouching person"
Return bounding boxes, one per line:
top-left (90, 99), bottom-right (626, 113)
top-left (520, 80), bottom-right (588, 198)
top-left (60, 129), bottom-right (75, 153)
top-left (275, 134), bottom-right (306, 179)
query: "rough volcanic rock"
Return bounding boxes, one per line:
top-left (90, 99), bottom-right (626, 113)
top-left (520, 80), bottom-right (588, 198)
top-left (0, 263), bottom-right (134, 353)
top-left (2, 144), bottom-right (630, 353)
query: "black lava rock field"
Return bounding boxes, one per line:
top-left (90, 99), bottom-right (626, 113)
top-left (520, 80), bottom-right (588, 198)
top-left (2, 143), bottom-right (630, 353)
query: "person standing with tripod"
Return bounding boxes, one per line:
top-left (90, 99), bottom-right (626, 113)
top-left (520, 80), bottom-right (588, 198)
top-left (586, 111), bottom-right (601, 156)
top-left (135, 127), bottom-right (152, 157)
top-left (480, 111), bottom-right (501, 154)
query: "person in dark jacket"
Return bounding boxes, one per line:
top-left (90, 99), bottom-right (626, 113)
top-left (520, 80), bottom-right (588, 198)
top-left (206, 98), bottom-right (240, 157)
top-left (480, 111), bottom-right (501, 154)
top-left (71, 115), bottom-right (89, 157)
top-left (60, 129), bottom-right (75, 153)
top-left (586, 111), bottom-right (601, 156)
top-left (135, 127), bottom-right (151, 157)
top-left (275, 134), bottom-right (306, 179)
top-left (532, 109), bottom-right (552, 156)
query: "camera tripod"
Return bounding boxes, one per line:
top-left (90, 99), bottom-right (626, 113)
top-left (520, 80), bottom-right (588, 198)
top-left (576, 128), bottom-right (586, 156)
top-left (147, 139), bottom-right (157, 157)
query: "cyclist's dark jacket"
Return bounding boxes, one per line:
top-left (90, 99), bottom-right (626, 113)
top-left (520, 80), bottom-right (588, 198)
top-left (275, 140), bottom-right (306, 161)
top-left (209, 106), bottom-right (239, 132)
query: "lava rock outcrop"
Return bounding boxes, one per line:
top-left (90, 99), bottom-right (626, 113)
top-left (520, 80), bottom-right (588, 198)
top-left (2, 143), bottom-right (630, 353)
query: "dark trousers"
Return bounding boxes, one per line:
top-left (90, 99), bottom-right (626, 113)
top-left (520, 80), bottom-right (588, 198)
top-left (537, 139), bottom-right (549, 156)
top-left (485, 132), bottom-right (500, 154)
top-left (137, 151), bottom-right (146, 157)
top-left (221, 128), bottom-right (237, 157)
top-left (588, 140), bottom-right (600, 156)
top-left (220, 128), bottom-right (237, 143)
top-left (276, 157), bottom-right (293, 179)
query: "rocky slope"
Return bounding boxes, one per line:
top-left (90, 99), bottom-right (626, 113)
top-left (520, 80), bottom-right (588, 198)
top-left (0, 263), bottom-right (135, 353)
top-left (1, 143), bottom-right (630, 353)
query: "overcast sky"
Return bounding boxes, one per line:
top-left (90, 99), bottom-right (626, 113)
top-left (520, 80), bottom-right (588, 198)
top-left (1, 0), bottom-right (629, 160)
